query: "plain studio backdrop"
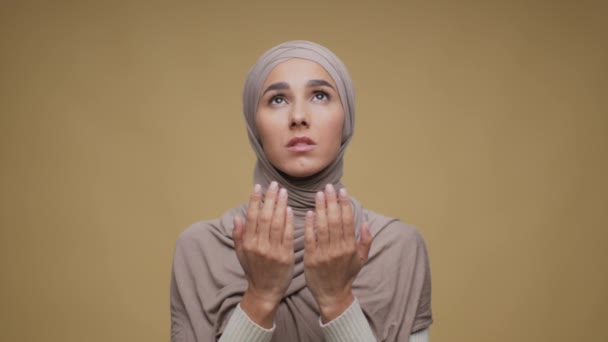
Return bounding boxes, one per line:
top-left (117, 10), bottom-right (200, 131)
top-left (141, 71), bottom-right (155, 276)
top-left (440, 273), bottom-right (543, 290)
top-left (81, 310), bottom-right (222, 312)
top-left (1, 1), bottom-right (606, 341)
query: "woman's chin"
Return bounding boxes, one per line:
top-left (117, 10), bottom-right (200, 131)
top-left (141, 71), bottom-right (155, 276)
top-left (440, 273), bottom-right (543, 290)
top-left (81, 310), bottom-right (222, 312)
top-left (281, 169), bottom-right (318, 179)
top-left (276, 164), bottom-right (324, 180)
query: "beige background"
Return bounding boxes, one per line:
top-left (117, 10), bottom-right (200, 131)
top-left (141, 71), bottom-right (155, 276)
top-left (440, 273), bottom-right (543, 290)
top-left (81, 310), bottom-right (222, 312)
top-left (1, 1), bottom-right (607, 341)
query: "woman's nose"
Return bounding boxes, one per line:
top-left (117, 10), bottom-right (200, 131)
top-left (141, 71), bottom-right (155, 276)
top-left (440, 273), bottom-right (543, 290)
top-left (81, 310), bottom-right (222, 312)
top-left (289, 105), bottom-right (309, 128)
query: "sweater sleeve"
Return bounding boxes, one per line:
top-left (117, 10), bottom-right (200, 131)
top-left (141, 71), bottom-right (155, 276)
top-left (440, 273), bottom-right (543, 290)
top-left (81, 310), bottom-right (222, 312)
top-left (319, 297), bottom-right (376, 342)
top-left (218, 304), bottom-right (275, 342)
top-left (409, 328), bottom-right (429, 342)
top-left (319, 298), bottom-right (430, 342)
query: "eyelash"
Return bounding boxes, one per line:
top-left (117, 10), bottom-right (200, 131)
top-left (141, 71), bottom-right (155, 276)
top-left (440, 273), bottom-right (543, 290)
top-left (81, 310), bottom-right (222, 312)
top-left (313, 91), bottom-right (330, 101)
top-left (269, 95), bottom-right (285, 105)
top-left (268, 91), bottom-right (330, 105)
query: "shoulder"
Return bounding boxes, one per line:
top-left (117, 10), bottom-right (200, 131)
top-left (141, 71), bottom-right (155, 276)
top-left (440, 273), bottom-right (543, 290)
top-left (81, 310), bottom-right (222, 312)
top-left (174, 205), bottom-right (246, 257)
top-left (364, 208), bottom-right (425, 242)
top-left (173, 218), bottom-right (228, 261)
top-left (176, 218), bottom-right (221, 244)
top-left (383, 220), bottom-right (426, 245)
top-left (175, 205), bottom-right (245, 245)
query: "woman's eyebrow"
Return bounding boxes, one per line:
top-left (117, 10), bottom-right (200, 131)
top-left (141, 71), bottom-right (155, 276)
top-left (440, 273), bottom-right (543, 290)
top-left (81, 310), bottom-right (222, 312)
top-left (262, 79), bottom-right (336, 96)
top-left (306, 79), bottom-right (335, 90)
top-left (262, 80), bottom-right (336, 96)
top-left (262, 82), bottom-right (289, 96)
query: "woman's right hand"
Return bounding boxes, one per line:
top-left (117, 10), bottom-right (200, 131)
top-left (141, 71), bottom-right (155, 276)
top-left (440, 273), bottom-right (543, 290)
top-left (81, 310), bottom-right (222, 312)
top-left (232, 181), bottom-right (295, 328)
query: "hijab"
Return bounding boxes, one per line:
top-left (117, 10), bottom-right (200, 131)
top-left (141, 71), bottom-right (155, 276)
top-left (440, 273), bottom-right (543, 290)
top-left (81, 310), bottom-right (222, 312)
top-left (242, 39), bottom-right (354, 216)
top-left (170, 40), bottom-right (432, 341)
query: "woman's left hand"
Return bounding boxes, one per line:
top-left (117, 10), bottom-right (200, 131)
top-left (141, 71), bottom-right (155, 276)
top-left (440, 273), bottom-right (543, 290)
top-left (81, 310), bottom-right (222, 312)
top-left (303, 184), bottom-right (373, 323)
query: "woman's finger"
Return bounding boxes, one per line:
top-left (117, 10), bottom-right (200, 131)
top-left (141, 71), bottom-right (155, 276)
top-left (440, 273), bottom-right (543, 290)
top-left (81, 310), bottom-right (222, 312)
top-left (269, 188), bottom-right (287, 245)
top-left (233, 215), bottom-right (244, 250)
top-left (304, 210), bottom-right (316, 256)
top-left (324, 184), bottom-right (342, 246)
top-left (356, 220), bottom-right (373, 264)
top-left (315, 191), bottom-right (329, 250)
top-left (339, 188), bottom-right (355, 247)
top-left (245, 184), bottom-right (262, 238)
top-left (258, 181), bottom-right (279, 240)
top-left (283, 207), bottom-right (294, 250)
top-left (233, 216), bottom-right (248, 265)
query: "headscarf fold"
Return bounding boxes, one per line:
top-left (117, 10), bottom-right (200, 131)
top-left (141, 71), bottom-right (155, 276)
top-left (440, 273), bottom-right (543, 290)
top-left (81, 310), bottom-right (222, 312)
top-left (170, 40), bottom-right (432, 342)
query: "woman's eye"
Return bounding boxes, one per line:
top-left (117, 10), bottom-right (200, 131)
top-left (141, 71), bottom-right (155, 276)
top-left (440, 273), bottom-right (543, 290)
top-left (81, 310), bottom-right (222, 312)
top-left (313, 92), bottom-right (329, 101)
top-left (270, 96), bottom-right (285, 105)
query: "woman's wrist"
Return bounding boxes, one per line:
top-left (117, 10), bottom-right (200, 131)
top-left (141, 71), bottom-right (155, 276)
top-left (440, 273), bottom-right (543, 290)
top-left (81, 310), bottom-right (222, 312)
top-left (317, 290), bottom-right (356, 324)
top-left (240, 288), bottom-right (281, 329)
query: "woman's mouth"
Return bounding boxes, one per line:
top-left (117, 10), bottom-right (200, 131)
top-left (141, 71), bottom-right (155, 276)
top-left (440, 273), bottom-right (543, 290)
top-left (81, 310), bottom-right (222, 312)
top-left (287, 136), bottom-right (316, 152)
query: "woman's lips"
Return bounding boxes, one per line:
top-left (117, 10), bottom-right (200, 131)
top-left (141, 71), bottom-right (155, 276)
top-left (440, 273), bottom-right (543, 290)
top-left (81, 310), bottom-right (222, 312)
top-left (287, 143), bottom-right (316, 152)
top-left (286, 136), bottom-right (316, 152)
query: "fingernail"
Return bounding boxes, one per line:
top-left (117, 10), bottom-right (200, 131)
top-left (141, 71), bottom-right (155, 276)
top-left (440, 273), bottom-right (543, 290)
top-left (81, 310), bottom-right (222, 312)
top-left (316, 191), bottom-right (324, 203)
top-left (325, 183), bottom-right (334, 194)
top-left (339, 188), bottom-right (348, 199)
top-left (270, 181), bottom-right (278, 192)
top-left (306, 210), bottom-right (314, 219)
top-left (254, 184), bottom-right (261, 194)
top-left (287, 207), bottom-right (293, 216)
top-left (279, 188), bottom-right (287, 199)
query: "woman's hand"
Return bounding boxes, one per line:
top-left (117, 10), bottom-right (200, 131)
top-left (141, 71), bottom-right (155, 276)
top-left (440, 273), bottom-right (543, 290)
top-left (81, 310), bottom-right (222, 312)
top-left (232, 181), bottom-right (295, 328)
top-left (304, 184), bottom-right (373, 323)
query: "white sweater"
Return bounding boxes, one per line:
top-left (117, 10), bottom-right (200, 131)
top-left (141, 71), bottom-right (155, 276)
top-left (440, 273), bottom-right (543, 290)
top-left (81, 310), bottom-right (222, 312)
top-left (219, 297), bottom-right (429, 342)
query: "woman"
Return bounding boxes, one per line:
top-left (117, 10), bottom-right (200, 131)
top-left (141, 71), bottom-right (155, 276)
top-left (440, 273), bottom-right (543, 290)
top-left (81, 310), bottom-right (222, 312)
top-left (170, 40), bottom-right (432, 342)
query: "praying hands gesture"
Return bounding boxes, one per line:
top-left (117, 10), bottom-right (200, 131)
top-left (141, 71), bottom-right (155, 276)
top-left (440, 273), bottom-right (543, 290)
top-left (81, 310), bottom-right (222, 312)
top-left (232, 182), bottom-right (373, 328)
top-left (304, 184), bottom-right (373, 323)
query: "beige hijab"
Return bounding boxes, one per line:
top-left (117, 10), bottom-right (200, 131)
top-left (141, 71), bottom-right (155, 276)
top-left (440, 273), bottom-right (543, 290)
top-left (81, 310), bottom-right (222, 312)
top-left (170, 40), bottom-right (432, 341)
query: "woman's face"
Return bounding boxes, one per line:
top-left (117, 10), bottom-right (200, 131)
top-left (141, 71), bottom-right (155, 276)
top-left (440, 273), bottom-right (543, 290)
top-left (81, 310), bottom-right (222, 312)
top-left (256, 58), bottom-right (345, 178)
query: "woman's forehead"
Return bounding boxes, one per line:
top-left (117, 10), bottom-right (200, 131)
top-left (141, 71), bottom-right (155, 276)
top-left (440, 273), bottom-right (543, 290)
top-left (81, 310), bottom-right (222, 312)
top-left (261, 58), bottom-right (338, 90)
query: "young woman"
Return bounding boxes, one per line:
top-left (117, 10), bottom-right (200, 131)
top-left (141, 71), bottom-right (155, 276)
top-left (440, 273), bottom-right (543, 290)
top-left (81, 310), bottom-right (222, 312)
top-left (170, 40), bottom-right (432, 342)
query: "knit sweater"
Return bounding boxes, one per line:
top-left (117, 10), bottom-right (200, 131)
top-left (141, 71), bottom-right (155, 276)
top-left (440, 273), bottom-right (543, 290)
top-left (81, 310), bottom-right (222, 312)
top-left (219, 297), bottom-right (429, 342)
